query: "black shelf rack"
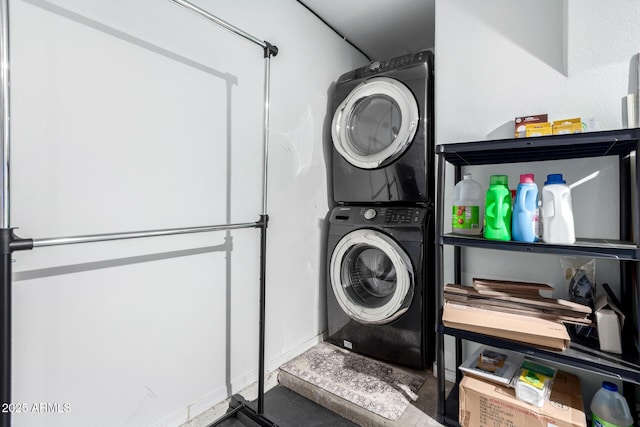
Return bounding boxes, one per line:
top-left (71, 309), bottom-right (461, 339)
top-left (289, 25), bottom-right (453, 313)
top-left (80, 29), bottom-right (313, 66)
top-left (436, 128), bottom-right (640, 165)
top-left (439, 326), bottom-right (640, 383)
top-left (434, 128), bottom-right (640, 425)
top-left (441, 234), bottom-right (640, 260)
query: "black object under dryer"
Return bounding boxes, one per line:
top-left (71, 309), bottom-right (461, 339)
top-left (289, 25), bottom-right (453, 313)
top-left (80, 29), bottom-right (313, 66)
top-left (325, 205), bottom-right (434, 369)
top-left (331, 50), bottom-right (434, 205)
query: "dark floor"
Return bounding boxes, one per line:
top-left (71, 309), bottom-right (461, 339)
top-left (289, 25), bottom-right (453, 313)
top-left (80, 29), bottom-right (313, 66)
top-left (215, 385), bottom-right (358, 427)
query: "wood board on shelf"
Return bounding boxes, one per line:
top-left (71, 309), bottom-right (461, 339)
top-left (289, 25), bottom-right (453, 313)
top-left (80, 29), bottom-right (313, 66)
top-left (472, 277), bottom-right (554, 293)
top-left (444, 284), bottom-right (591, 315)
top-left (443, 293), bottom-right (593, 326)
top-left (442, 301), bottom-right (571, 350)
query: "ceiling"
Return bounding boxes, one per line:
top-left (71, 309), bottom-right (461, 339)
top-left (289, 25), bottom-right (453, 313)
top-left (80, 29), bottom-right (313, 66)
top-left (298, 0), bottom-right (435, 61)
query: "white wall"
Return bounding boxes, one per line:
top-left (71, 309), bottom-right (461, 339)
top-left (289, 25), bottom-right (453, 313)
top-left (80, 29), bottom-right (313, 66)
top-left (8, 0), bottom-right (365, 426)
top-left (435, 0), bottom-right (640, 406)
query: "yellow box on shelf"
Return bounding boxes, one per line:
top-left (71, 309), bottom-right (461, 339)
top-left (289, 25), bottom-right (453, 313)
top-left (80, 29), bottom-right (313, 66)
top-left (553, 117), bottom-right (583, 135)
top-left (525, 122), bottom-right (553, 137)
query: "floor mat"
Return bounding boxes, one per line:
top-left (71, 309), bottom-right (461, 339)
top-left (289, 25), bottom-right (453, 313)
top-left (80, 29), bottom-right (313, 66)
top-left (279, 342), bottom-right (425, 421)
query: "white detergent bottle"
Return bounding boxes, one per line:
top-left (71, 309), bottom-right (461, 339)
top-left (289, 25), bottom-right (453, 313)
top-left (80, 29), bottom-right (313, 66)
top-left (452, 173), bottom-right (483, 235)
top-left (541, 173), bottom-right (575, 244)
top-left (590, 382), bottom-right (633, 427)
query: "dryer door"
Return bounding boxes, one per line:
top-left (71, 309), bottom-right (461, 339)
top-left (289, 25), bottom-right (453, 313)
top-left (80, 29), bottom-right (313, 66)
top-left (330, 228), bottom-right (414, 324)
top-left (332, 77), bottom-right (419, 170)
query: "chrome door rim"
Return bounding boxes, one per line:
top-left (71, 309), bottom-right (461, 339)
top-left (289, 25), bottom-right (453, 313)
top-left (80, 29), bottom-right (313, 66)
top-left (332, 77), bottom-right (419, 169)
top-left (330, 228), bottom-right (414, 324)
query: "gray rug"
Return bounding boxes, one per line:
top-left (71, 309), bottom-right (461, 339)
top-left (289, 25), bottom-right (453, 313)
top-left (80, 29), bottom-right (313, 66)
top-left (279, 342), bottom-right (425, 420)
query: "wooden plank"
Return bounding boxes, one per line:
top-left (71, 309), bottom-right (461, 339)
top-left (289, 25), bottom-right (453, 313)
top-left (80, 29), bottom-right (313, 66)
top-left (443, 292), bottom-right (591, 321)
top-left (445, 284), bottom-right (592, 314)
top-left (442, 302), bottom-right (570, 351)
top-left (443, 293), bottom-right (593, 326)
top-left (472, 277), bottom-right (554, 293)
top-left (473, 288), bottom-right (548, 299)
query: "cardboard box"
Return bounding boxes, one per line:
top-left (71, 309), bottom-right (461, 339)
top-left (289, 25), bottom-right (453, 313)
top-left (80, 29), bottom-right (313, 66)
top-left (553, 118), bottom-right (583, 135)
top-left (515, 114), bottom-right (548, 137)
top-left (595, 293), bottom-right (625, 354)
top-left (458, 346), bottom-right (524, 386)
top-left (459, 370), bottom-right (586, 427)
top-left (525, 122), bottom-right (553, 137)
top-left (442, 302), bottom-right (570, 350)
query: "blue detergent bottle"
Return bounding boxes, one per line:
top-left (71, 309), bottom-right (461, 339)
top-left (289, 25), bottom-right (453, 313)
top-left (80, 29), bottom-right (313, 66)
top-left (512, 173), bottom-right (539, 242)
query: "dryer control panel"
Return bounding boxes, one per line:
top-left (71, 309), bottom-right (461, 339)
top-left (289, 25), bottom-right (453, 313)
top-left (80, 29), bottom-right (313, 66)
top-left (355, 51), bottom-right (431, 79)
top-left (336, 50), bottom-right (432, 83)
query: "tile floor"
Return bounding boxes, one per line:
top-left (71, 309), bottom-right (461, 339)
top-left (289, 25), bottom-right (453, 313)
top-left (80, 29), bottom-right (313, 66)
top-left (216, 385), bottom-right (358, 427)
top-left (184, 349), bottom-right (454, 427)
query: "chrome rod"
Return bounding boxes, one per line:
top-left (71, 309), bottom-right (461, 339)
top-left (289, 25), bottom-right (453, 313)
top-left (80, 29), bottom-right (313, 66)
top-left (0, 3), bottom-right (10, 427)
top-left (31, 221), bottom-right (259, 248)
top-left (261, 55), bottom-right (271, 216)
top-left (170, 0), bottom-right (266, 49)
top-left (0, 0), bottom-right (9, 229)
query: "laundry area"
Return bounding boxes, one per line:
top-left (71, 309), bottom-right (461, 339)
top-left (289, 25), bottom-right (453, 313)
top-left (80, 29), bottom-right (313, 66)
top-left (2, 1), bottom-right (640, 427)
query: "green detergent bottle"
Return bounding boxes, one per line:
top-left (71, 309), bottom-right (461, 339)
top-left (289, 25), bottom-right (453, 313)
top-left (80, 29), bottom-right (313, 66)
top-left (483, 175), bottom-right (512, 241)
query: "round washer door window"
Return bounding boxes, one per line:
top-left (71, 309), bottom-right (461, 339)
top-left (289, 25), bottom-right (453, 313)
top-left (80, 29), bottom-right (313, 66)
top-left (332, 76), bottom-right (419, 170)
top-left (330, 229), bottom-right (414, 324)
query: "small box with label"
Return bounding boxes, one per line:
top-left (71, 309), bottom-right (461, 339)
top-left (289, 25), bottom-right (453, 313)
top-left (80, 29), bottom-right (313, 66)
top-left (553, 117), bottom-right (583, 135)
top-left (515, 114), bottom-right (548, 137)
top-left (525, 122), bottom-right (553, 137)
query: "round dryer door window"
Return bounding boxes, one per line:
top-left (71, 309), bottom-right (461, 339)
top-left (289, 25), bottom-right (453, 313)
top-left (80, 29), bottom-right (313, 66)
top-left (330, 229), bottom-right (414, 324)
top-left (332, 76), bottom-right (419, 170)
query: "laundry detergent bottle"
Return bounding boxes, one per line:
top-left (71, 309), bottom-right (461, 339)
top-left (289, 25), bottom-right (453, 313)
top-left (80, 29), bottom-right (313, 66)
top-left (590, 382), bottom-right (633, 427)
top-left (512, 173), bottom-right (539, 242)
top-left (452, 173), bottom-right (483, 235)
top-left (541, 173), bottom-right (575, 244)
top-left (483, 175), bottom-right (511, 241)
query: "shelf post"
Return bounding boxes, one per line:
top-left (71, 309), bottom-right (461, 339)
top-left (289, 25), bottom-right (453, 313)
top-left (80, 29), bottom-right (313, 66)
top-left (434, 150), bottom-right (447, 421)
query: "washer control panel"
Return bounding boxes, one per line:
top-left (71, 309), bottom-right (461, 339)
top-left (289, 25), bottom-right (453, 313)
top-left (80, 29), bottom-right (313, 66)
top-left (358, 207), bottom-right (425, 225)
top-left (331, 206), bottom-right (426, 226)
top-left (384, 207), bottom-right (420, 224)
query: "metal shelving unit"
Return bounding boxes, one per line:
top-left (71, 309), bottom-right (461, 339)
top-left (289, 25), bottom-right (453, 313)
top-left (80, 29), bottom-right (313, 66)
top-left (434, 128), bottom-right (640, 426)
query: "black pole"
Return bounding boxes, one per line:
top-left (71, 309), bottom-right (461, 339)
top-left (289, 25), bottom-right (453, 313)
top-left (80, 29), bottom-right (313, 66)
top-left (257, 214), bottom-right (268, 415)
top-left (1, 229), bottom-right (11, 427)
top-left (256, 41), bottom-right (275, 417)
top-left (0, 230), bottom-right (32, 427)
top-left (453, 166), bottom-right (462, 385)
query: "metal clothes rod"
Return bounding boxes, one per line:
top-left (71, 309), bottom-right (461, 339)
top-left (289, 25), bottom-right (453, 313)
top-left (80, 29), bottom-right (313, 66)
top-left (261, 56), bottom-right (271, 216)
top-left (0, 2), bottom-right (279, 427)
top-left (0, 2), bottom-right (9, 427)
top-left (30, 221), bottom-right (260, 248)
top-left (169, 0), bottom-right (277, 218)
top-left (0, 0), bottom-right (8, 229)
top-left (170, 0), bottom-right (266, 49)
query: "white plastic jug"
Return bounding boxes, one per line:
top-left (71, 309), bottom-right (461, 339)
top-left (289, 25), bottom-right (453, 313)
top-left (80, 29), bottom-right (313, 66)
top-left (541, 174), bottom-right (575, 244)
top-left (452, 173), bottom-right (483, 235)
top-left (590, 381), bottom-right (633, 427)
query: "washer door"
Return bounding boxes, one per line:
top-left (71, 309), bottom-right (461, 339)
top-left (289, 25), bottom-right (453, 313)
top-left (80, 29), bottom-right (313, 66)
top-left (332, 77), bottom-right (419, 170)
top-left (330, 229), bottom-right (414, 325)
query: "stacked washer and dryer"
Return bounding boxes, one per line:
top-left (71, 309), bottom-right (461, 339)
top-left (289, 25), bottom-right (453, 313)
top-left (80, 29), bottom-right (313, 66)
top-left (325, 51), bottom-right (435, 370)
